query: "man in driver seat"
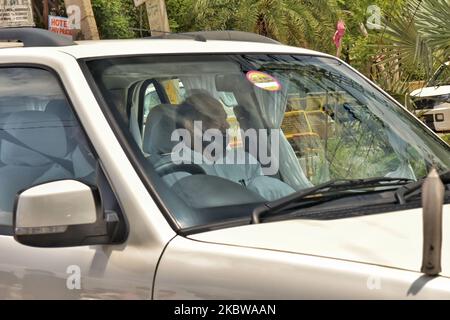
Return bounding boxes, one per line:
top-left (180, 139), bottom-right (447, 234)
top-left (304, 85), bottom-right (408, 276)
top-left (165, 91), bottom-right (295, 201)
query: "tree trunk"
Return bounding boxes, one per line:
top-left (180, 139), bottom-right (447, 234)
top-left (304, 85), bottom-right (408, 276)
top-left (63, 0), bottom-right (99, 40)
top-left (43, 0), bottom-right (49, 29)
top-left (145, 0), bottom-right (170, 36)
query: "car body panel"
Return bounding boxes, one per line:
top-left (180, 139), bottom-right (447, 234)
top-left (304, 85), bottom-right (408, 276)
top-left (154, 235), bottom-right (450, 299)
top-left (0, 236), bottom-right (156, 299)
top-left (189, 205), bottom-right (450, 277)
top-left (0, 40), bottom-right (328, 60)
top-left (410, 85), bottom-right (450, 98)
top-left (410, 62), bottom-right (450, 132)
top-left (0, 50), bottom-right (175, 299)
top-left (423, 103), bottom-right (450, 132)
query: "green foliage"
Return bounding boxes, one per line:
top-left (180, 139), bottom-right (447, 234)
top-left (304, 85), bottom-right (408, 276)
top-left (86, 0), bottom-right (447, 110)
top-left (414, 0), bottom-right (450, 62)
top-left (325, 129), bottom-right (399, 180)
top-left (92, 0), bottom-right (148, 39)
top-left (191, 0), bottom-right (240, 31)
top-left (167, 0), bottom-right (340, 54)
top-left (378, 0), bottom-right (450, 81)
top-left (166, 0), bottom-right (195, 31)
top-left (441, 134), bottom-right (450, 145)
top-left (235, 0), bottom-right (339, 52)
top-left (346, 35), bottom-right (377, 75)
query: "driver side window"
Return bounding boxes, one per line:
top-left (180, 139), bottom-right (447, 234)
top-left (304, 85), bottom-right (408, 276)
top-left (0, 67), bottom-right (96, 232)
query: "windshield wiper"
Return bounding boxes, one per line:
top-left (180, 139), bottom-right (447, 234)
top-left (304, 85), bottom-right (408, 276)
top-left (395, 169), bottom-right (450, 205)
top-left (251, 177), bottom-right (413, 224)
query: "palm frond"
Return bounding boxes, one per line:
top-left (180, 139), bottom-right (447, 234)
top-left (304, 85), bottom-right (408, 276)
top-left (376, 0), bottom-right (450, 86)
top-left (414, 0), bottom-right (450, 60)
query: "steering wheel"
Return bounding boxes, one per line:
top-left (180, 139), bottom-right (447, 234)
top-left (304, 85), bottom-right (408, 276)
top-left (155, 161), bottom-right (207, 176)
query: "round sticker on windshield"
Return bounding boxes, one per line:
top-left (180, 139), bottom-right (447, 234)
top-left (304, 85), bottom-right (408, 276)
top-left (246, 71), bottom-right (281, 91)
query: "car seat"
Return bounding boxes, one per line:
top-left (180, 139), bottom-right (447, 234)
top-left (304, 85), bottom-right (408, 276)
top-left (142, 104), bottom-right (179, 164)
top-left (0, 111), bottom-right (72, 226)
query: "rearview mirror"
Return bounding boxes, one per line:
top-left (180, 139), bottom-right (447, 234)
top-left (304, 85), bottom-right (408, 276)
top-left (14, 180), bottom-right (122, 247)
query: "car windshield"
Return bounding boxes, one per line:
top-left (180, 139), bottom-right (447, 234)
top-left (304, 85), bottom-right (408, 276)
top-left (85, 54), bottom-right (450, 229)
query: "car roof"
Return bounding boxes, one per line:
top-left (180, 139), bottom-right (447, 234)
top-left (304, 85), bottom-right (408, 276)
top-left (0, 38), bottom-right (330, 59)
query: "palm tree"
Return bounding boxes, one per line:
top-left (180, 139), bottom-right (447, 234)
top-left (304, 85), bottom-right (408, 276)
top-left (414, 0), bottom-right (450, 63)
top-left (192, 0), bottom-right (340, 53)
top-left (379, 0), bottom-right (450, 80)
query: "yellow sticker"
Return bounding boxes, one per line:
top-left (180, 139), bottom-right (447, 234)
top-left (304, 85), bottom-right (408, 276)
top-left (246, 71), bottom-right (281, 92)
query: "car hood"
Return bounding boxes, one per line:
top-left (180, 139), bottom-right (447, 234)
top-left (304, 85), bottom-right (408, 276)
top-left (189, 205), bottom-right (450, 276)
top-left (410, 85), bottom-right (450, 98)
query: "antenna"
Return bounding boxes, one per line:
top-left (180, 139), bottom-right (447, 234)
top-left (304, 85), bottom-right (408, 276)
top-left (421, 168), bottom-right (445, 276)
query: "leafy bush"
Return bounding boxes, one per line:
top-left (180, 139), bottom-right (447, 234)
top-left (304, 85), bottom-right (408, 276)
top-left (92, 0), bottom-right (148, 39)
top-left (441, 134), bottom-right (450, 145)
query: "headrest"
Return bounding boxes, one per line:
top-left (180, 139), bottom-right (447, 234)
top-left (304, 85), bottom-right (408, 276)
top-left (185, 88), bottom-right (211, 97)
top-left (45, 99), bottom-right (75, 121)
top-left (178, 92), bottom-right (225, 122)
top-left (124, 81), bottom-right (140, 120)
top-left (1, 111), bottom-right (67, 166)
top-left (128, 80), bottom-right (148, 147)
top-left (215, 74), bottom-right (253, 93)
top-left (130, 81), bottom-right (147, 115)
top-left (142, 104), bottom-right (178, 157)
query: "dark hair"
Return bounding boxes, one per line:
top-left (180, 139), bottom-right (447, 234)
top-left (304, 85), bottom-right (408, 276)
top-left (176, 92), bottom-right (223, 129)
top-left (176, 101), bottom-right (195, 129)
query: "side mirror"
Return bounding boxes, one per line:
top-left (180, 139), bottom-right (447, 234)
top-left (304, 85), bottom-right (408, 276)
top-left (14, 180), bottom-right (122, 247)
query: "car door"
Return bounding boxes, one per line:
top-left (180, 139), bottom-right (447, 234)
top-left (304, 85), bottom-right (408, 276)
top-left (0, 62), bottom-right (173, 299)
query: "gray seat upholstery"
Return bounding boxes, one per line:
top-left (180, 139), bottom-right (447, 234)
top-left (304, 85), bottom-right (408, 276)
top-left (46, 99), bottom-right (96, 181)
top-left (142, 104), bottom-right (178, 163)
top-left (128, 79), bottom-right (171, 150)
top-left (0, 112), bottom-right (11, 166)
top-left (45, 99), bottom-right (75, 122)
top-left (0, 111), bottom-right (72, 226)
top-left (45, 99), bottom-right (76, 151)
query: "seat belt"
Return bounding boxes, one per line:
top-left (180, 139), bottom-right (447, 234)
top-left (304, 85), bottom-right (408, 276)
top-left (0, 129), bottom-right (74, 173)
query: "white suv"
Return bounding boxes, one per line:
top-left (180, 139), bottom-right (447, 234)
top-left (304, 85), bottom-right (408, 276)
top-left (0, 28), bottom-right (449, 300)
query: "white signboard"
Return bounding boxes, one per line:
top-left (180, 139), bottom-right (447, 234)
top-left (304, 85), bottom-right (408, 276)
top-left (0, 0), bottom-right (34, 28)
top-left (133, 0), bottom-right (147, 7)
top-left (48, 15), bottom-right (72, 39)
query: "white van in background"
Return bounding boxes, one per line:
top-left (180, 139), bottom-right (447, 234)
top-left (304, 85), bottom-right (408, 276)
top-left (411, 62), bottom-right (450, 133)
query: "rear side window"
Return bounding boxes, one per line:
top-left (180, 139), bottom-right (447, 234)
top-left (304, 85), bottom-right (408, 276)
top-left (0, 67), bottom-right (97, 231)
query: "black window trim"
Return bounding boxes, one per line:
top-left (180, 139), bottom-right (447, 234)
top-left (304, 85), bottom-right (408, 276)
top-left (435, 113), bottom-right (445, 122)
top-left (0, 63), bottom-right (128, 238)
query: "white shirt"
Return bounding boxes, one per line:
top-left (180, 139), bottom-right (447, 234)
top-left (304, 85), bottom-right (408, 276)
top-left (161, 147), bottom-right (295, 201)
